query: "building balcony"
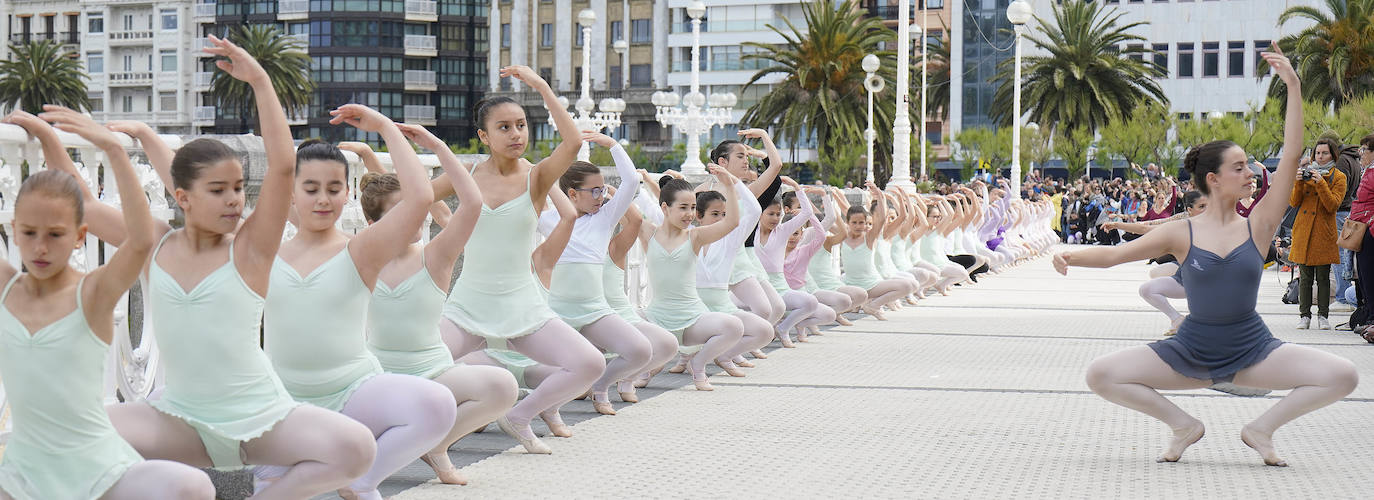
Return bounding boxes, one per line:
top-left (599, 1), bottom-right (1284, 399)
top-left (404, 70), bottom-right (437, 91)
top-left (405, 0), bottom-right (438, 22)
top-left (193, 38), bottom-right (214, 57)
top-left (403, 105), bottom-right (436, 125)
top-left (404, 34), bottom-right (436, 57)
top-left (278, 0), bottom-right (309, 20)
top-left (9, 32), bottom-right (81, 46)
top-left (108, 71), bottom-right (154, 86)
top-left (193, 106), bottom-right (216, 126)
top-left (194, 2), bottom-right (217, 21)
top-left (193, 71), bottom-right (214, 91)
top-left (108, 30), bottom-right (154, 46)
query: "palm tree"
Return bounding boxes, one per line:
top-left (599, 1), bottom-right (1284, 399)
top-left (0, 40), bottom-right (90, 113)
top-left (1269, 0), bottom-right (1374, 109)
top-left (988, 1), bottom-right (1166, 133)
top-left (741, 0), bottom-right (908, 182)
top-left (207, 25), bottom-right (314, 133)
top-left (915, 27), bottom-right (951, 121)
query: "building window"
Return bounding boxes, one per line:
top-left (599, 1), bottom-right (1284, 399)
top-left (160, 50), bottom-right (176, 72)
top-left (87, 52), bottom-right (104, 73)
top-left (160, 9), bottom-right (177, 31)
top-left (1129, 0), bottom-right (1143, 4)
top-left (610, 21), bottom-right (623, 42)
top-left (629, 64), bottom-right (650, 87)
top-left (122, 14), bottom-right (133, 31)
top-left (631, 19), bottom-right (651, 44)
top-left (925, 0), bottom-right (944, 8)
top-left (1178, 113), bottom-right (1192, 121)
top-left (539, 67), bottom-right (552, 84)
top-left (160, 91), bottom-right (177, 111)
top-left (88, 14), bottom-right (104, 34)
top-left (123, 54), bottom-right (133, 71)
top-left (1152, 43), bottom-right (1167, 74)
top-left (1255, 40), bottom-right (1271, 75)
top-left (574, 66), bottom-right (582, 85)
top-left (925, 121), bottom-right (941, 145)
top-left (501, 23), bottom-right (510, 48)
top-left (609, 66), bottom-right (621, 89)
top-left (1227, 41), bottom-right (1245, 77)
top-left (1177, 42), bottom-right (1194, 78)
top-left (540, 23), bottom-right (552, 47)
top-left (122, 95), bottom-right (133, 113)
top-left (575, 27), bottom-right (584, 47)
top-left (1125, 43), bottom-right (1143, 62)
top-left (1202, 42), bottom-right (1219, 77)
top-left (89, 96), bottom-right (103, 112)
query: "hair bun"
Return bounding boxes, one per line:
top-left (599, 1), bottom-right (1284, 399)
top-left (359, 172), bottom-right (383, 192)
top-left (657, 174), bottom-right (676, 189)
top-left (1183, 146), bottom-right (1201, 177)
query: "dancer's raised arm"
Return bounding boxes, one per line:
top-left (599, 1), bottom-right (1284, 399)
top-left (534, 182), bottom-right (578, 287)
top-left (740, 128), bottom-right (782, 197)
top-left (513, 66), bottom-right (581, 212)
top-left (395, 124), bottom-right (479, 288)
top-left (1249, 45), bottom-right (1301, 234)
top-left (341, 105), bottom-right (435, 286)
top-left (866, 181), bottom-right (886, 247)
top-left (690, 166), bottom-right (744, 249)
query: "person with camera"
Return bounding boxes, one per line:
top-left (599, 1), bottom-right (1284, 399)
top-left (1289, 138), bottom-right (1347, 330)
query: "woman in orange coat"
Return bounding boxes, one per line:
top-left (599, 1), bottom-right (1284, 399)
top-left (1289, 137), bottom-right (1347, 330)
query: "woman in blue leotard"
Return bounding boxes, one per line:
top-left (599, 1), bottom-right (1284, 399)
top-left (1054, 48), bottom-right (1358, 467)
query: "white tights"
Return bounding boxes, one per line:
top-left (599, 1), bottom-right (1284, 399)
top-left (424, 364), bottom-right (519, 469)
top-left (579, 315), bottom-right (654, 399)
top-left (730, 276), bottom-right (784, 324)
top-left (777, 289), bottom-right (820, 337)
top-left (681, 312), bottom-right (745, 379)
top-left (813, 289), bottom-right (853, 317)
top-left (440, 318), bottom-right (605, 439)
top-left (1139, 276), bottom-right (1186, 325)
top-left (48, 460), bottom-right (216, 500)
top-left (866, 278), bottom-right (917, 310)
top-left (728, 310), bottom-right (776, 361)
top-left (631, 320), bottom-right (680, 382)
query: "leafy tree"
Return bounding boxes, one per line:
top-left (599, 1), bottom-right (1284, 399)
top-left (1053, 127), bottom-right (1095, 179)
top-left (1269, 0), bottom-right (1374, 109)
top-left (1097, 103), bottom-right (1170, 176)
top-left (0, 40), bottom-right (90, 113)
top-left (989, 1), bottom-right (1167, 133)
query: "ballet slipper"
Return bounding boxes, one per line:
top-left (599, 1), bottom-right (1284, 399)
top-left (538, 410), bottom-right (573, 438)
top-left (796, 328), bottom-right (808, 343)
top-left (420, 452), bottom-right (469, 485)
top-left (904, 297), bottom-right (919, 306)
top-left (592, 400), bottom-right (617, 415)
top-left (750, 349), bottom-right (768, 359)
top-left (808, 325), bottom-right (823, 336)
top-left (734, 359), bottom-right (755, 368)
top-left (1241, 425), bottom-right (1288, 467)
top-left (337, 487), bottom-right (386, 500)
top-left (692, 377), bottom-right (714, 391)
top-left (714, 359), bottom-right (747, 377)
top-left (1156, 420), bottom-right (1205, 463)
top-left (498, 416), bottom-right (553, 453)
top-left (618, 390), bottom-right (639, 403)
top-left (666, 358), bottom-right (688, 374)
top-left (861, 305), bottom-right (888, 321)
top-left (777, 333), bottom-right (796, 348)
top-left (834, 315), bottom-right (853, 326)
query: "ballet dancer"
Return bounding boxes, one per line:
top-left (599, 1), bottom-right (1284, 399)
top-left (706, 132), bottom-right (786, 327)
top-left (808, 190), bottom-right (874, 313)
top-left (756, 177), bottom-right (829, 343)
top-left (784, 187), bottom-right (857, 326)
top-left (1103, 192), bottom-right (1208, 336)
top-left (888, 191), bottom-right (940, 297)
top-left (353, 124), bottom-right (522, 486)
top-left (841, 183), bottom-right (918, 318)
top-left (644, 170), bottom-right (747, 391)
top-left (537, 132), bottom-right (676, 414)
top-left (428, 66), bottom-right (605, 455)
top-left (77, 37), bottom-right (376, 500)
top-left (1056, 47), bottom-right (1358, 466)
top-left (916, 197), bottom-right (972, 292)
top-left (0, 110), bottom-right (214, 499)
top-left (687, 176), bottom-right (776, 363)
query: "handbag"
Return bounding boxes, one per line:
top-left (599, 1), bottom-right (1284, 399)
top-left (1282, 277), bottom-right (1300, 304)
top-left (1339, 218), bottom-right (1368, 252)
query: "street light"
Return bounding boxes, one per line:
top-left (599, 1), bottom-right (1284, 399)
top-left (555, 9), bottom-right (624, 161)
top-left (914, 20), bottom-right (926, 181)
top-left (613, 39), bottom-right (629, 90)
top-left (889, 0), bottom-right (914, 187)
top-left (862, 54), bottom-right (885, 183)
top-left (1025, 121), bottom-right (1039, 175)
top-left (1007, 0), bottom-right (1032, 194)
top-left (652, 1), bottom-right (737, 177)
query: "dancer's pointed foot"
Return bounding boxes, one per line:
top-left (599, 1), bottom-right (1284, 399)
top-left (537, 410), bottom-right (573, 438)
top-left (862, 305), bottom-right (888, 321)
top-left (592, 400), bottom-right (617, 415)
top-left (734, 358), bottom-right (756, 368)
top-left (835, 315), bottom-right (853, 326)
top-left (778, 332), bottom-right (796, 348)
top-left (904, 297), bottom-right (918, 306)
top-left (666, 357), bottom-right (688, 374)
top-left (808, 325), bottom-right (822, 336)
top-left (750, 349), bottom-right (768, 359)
top-left (421, 452), bottom-right (468, 485)
top-left (1156, 420), bottom-right (1205, 463)
top-left (616, 381), bottom-right (640, 402)
top-left (692, 377), bottom-right (714, 391)
top-left (714, 359), bottom-right (747, 377)
top-left (1241, 425), bottom-right (1288, 467)
top-left (336, 487), bottom-right (385, 500)
top-left (497, 416), bottom-right (553, 454)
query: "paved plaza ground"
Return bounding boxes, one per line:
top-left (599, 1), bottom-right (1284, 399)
top-left (318, 246), bottom-right (1373, 499)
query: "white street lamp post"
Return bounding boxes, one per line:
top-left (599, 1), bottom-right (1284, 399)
top-left (652, 1), bottom-right (735, 177)
top-left (556, 9), bottom-right (625, 162)
top-left (889, 0), bottom-right (914, 187)
top-left (1007, 0), bottom-right (1032, 194)
top-left (918, 18), bottom-right (928, 181)
top-left (862, 54), bottom-right (884, 183)
top-left (614, 39), bottom-right (629, 90)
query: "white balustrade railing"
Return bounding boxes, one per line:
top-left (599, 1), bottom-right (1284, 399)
top-left (404, 69), bottom-right (436, 88)
top-left (403, 105), bottom-right (436, 123)
top-left (406, 0), bottom-right (438, 16)
top-left (194, 2), bottom-right (218, 19)
top-left (278, 0), bottom-right (310, 15)
top-left (403, 34), bottom-right (436, 51)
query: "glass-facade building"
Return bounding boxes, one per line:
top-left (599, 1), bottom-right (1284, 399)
top-left (959, 0), bottom-right (1012, 130)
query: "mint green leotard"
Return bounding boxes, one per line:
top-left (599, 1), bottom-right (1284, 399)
top-left (602, 256), bottom-right (642, 324)
top-left (840, 241), bottom-right (882, 290)
top-left (0, 275), bottom-right (143, 500)
top-left (147, 231), bottom-right (300, 468)
top-left (265, 247), bottom-right (382, 411)
top-left (643, 237), bottom-right (707, 355)
top-left (873, 237), bottom-right (899, 279)
top-left (807, 246), bottom-right (844, 292)
top-left (891, 236), bottom-right (914, 271)
top-left (443, 174), bottom-right (559, 341)
top-left (548, 262), bottom-right (615, 328)
top-left (367, 249), bottom-right (454, 380)
top-left (919, 233), bottom-right (955, 267)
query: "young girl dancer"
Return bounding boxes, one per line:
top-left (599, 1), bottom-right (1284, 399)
top-left (690, 177), bottom-right (777, 359)
top-left (645, 171), bottom-right (747, 391)
top-left (1103, 192), bottom-right (1207, 336)
top-left (756, 178), bottom-right (828, 344)
top-left (917, 197), bottom-right (972, 293)
top-left (0, 110), bottom-right (214, 499)
top-left (888, 192), bottom-right (939, 297)
top-left (806, 189), bottom-right (872, 317)
top-left (538, 132), bottom-right (677, 413)
top-left (708, 132), bottom-right (786, 326)
top-left (429, 66), bottom-right (605, 454)
top-left (353, 124), bottom-right (521, 486)
top-left (841, 183), bottom-right (917, 319)
top-left (786, 188), bottom-right (859, 325)
top-left (91, 36), bottom-right (375, 499)
top-left (1056, 48), bottom-right (1359, 466)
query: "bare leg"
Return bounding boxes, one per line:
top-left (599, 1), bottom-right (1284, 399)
top-left (423, 364), bottom-right (519, 484)
top-left (100, 460), bottom-right (215, 499)
top-left (337, 373), bottom-right (458, 499)
top-left (730, 277), bottom-right (780, 324)
top-left (1231, 344), bottom-right (1359, 466)
top-left (1084, 346), bottom-right (1211, 462)
top-left (503, 320), bottom-right (606, 440)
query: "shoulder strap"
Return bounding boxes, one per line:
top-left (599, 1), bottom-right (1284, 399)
top-left (0, 272), bottom-right (22, 303)
top-left (74, 275), bottom-right (88, 312)
top-left (152, 228), bottom-right (176, 259)
top-left (1185, 219), bottom-right (1194, 248)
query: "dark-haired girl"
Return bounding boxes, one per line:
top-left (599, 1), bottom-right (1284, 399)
top-left (803, 188), bottom-right (871, 321)
top-left (1056, 48), bottom-right (1358, 466)
top-left (536, 131), bottom-right (676, 414)
top-left (756, 177), bottom-right (828, 344)
top-left (351, 125), bottom-right (520, 487)
top-left (428, 66), bottom-right (605, 454)
top-left (0, 110), bottom-right (214, 500)
top-left (95, 36), bottom-right (377, 499)
top-left (645, 169), bottom-right (747, 390)
top-left (840, 183), bottom-right (918, 319)
top-left (705, 130), bottom-right (787, 332)
top-left (691, 174), bottom-right (777, 362)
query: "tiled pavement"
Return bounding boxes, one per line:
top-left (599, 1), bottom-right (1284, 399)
top-left (354, 248), bottom-right (1372, 499)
